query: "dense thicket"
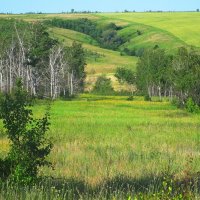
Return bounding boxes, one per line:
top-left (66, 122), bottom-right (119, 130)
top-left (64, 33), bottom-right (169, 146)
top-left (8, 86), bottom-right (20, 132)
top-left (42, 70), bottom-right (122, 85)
top-left (136, 47), bottom-right (200, 106)
top-left (46, 18), bottom-right (125, 50)
top-left (0, 19), bottom-right (86, 98)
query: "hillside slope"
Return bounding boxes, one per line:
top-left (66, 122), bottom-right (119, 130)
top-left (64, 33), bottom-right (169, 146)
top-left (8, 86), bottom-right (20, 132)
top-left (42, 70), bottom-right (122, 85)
top-left (49, 27), bottom-right (137, 90)
top-left (100, 12), bottom-right (200, 47)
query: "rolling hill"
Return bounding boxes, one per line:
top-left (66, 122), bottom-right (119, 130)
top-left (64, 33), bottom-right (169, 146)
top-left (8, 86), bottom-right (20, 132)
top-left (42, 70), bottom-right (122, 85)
top-left (0, 12), bottom-right (199, 90)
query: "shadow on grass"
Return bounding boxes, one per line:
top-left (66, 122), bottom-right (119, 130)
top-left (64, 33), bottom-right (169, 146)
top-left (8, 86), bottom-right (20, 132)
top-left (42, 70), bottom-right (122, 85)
top-left (43, 175), bottom-right (200, 199)
top-left (1, 174), bottom-right (199, 199)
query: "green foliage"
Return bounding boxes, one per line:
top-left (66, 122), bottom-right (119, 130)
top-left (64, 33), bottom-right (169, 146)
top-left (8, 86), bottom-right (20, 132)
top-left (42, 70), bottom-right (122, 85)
top-left (173, 47), bottom-right (200, 106)
top-left (115, 67), bottom-right (136, 95)
top-left (123, 48), bottom-right (136, 56)
top-left (171, 97), bottom-right (182, 108)
top-left (0, 158), bottom-right (12, 180)
top-left (28, 23), bottom-right (58, 68)
top-left (136, 46), bottom-right (200, 109)
top-left (136, 29), bottom-right (142, 36)
top-left (0, 19), bottom-right (60, 98)
top-left (0, 80), bottom-right (52, 185)
top-left (186, 98), bottom-right (199, 113)
top-left (136, 48), bottom-right (172, 97)
top-left (100, 29), bottom-right (124, 50)
top-left (0, 19), bottom-right (31, 57)
top-left (104, 22), bottom-right (119, 31)
top-left (46, 18), bottom-right (99, 38)
top-left (144, 94), bottom-right (151, 101)
top-left (115, 67), bottom-right (136, 85)
top-left (66, 42), bottom-right (86, 94)
top-left (92, 75), bottom-right (114, 95)
top-left (134, 177), bottom-right (193, 199)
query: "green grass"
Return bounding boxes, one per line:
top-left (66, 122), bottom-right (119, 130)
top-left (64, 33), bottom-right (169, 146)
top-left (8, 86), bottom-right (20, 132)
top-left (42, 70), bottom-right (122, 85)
top-left (1, 95), bottom-right (200, 198)
top-left (43, 96), bottom-right (200, 183)
top-left (96, 14), bottom-right (187, 53)
top-left (49, 27), bottom-right (137, 74)
top-left (99, 12), bottom-right (200, 48)
top-left (1, 95), bottom-right (200, 184)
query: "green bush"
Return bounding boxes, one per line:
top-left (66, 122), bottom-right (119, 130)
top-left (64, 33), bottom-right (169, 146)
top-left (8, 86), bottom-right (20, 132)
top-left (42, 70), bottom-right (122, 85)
top-left (92, 75), bottom-right (114, 95)
top-left (186, 98), bottom-right (199, 113)
top-left (144, 94), bottom-right (151, 101)
top-left (0, 80), bottom-right (52, 185)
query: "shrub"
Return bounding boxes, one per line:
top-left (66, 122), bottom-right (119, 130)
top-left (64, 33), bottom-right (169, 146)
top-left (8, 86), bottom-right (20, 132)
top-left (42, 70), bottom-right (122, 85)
top-left (0, 80), bottom-right (53, 185)
top-left (186, 98), bottom-right (199, 113)
top-left (92, 75), bottom-right (114, 95)
top-left (144, 94), bottom-right (151, 101)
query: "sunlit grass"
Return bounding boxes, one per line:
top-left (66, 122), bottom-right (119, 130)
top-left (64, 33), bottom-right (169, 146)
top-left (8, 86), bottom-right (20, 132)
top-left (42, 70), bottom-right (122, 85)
top-left (0, 95), bottom-right (200, 199)
top-left (99, 12), bottom-right (200, 47)
top-left (1, 95), bottom-right (199, 187)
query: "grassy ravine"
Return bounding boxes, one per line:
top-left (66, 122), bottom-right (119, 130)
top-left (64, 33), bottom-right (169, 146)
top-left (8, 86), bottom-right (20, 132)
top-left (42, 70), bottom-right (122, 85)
top-left (1, 95), bottom-right (200, 199)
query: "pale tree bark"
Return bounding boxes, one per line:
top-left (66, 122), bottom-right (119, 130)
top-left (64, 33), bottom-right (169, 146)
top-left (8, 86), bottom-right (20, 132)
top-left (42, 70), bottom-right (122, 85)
top-left (49, 46), bottom-right (66, 99)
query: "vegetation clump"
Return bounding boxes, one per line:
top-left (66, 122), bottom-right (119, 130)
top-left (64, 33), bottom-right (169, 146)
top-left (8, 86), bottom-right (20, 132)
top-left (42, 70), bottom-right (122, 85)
top-left (0, 80), bottom-right (52, 185)
top-left (186, 98), bottom-right (199, 113)
top-left (92, 75), bottom-right (114, 95)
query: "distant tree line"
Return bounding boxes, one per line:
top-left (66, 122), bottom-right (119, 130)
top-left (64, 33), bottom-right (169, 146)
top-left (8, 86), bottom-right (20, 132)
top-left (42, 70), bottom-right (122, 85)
top-left (116, 47), bottom-right (200, 108)
top-left (0, 19), bottom-right (86, 99)
top-left (46, 18), bottom-right (125, 50)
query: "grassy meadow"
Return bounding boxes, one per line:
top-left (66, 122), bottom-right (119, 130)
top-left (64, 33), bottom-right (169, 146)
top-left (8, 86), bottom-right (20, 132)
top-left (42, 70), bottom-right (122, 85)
top-left (45, 95), bottom-right (200, 182)
top-left (1, 12), bottom-right (200, 198)
top-left (1, 95), bottom-right (200, 198)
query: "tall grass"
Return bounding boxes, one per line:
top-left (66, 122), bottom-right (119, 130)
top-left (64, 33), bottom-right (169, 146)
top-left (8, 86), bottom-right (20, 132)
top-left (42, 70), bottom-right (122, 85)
top-left (0, 94), bottom-right (200, 198)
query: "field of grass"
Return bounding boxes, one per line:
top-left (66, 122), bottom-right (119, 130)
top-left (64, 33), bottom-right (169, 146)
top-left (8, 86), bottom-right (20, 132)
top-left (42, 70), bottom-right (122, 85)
top-left (96, 14), bottom-right (187, 53)
top-left (1, 95), bottom-right (200, 197)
